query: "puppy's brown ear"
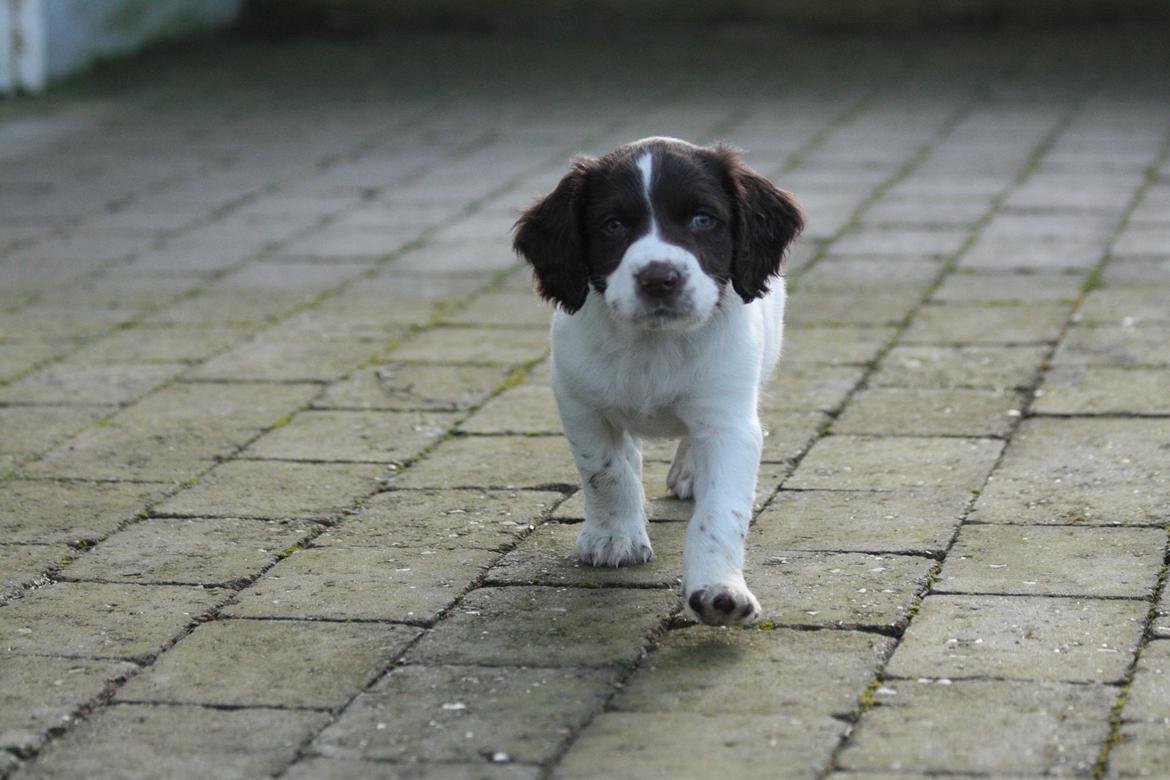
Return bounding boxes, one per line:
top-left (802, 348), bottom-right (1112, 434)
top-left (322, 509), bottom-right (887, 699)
top-left (513, 157), bottom-right (594, 314)
top-left (715, 145), bottom-right (804, 303)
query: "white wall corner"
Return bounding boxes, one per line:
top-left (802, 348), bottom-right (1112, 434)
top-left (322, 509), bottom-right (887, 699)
top-left (3, 0), bottom-right (241, 95)
top-left (2, 0), bottom-right (48, 94)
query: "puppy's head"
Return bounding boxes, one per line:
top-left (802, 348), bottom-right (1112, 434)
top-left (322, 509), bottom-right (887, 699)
top-left (513, 137), bottom-right (803, 330)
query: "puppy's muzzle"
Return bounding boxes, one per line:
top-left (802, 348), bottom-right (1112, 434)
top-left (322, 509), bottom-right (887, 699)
top-left (636, 261), bottom-right (685, 301)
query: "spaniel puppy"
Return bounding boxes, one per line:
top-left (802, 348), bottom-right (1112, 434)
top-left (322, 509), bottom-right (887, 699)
top-left (513, 137), bottom-right (803, 626)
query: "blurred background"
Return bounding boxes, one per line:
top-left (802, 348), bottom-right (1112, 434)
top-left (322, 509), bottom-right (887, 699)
top-left (4, 0), bottom-right (1170, 94)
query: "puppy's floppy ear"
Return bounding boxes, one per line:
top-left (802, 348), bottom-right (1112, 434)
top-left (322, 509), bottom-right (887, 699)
top-left (513, 156), bottom-right (595, 314)
top-left (714, 145), bottom-right (804, 303)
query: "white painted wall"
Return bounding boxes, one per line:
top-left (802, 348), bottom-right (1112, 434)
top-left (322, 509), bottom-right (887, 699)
top-left (2, 0), bottom-right (241, 94)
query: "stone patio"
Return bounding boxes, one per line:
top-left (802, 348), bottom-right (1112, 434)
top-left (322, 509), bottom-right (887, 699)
top-left (1, 23), bottom-right (1168, 780)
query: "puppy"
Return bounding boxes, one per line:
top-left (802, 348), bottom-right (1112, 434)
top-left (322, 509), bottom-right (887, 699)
top-left (513, 137), bottom-right (803, 626)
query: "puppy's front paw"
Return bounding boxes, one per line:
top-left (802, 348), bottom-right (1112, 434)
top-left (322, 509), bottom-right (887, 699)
top-left (685, 582), bottom-right (762, 626)
top-left (576, 525), bottom-right (653, 568)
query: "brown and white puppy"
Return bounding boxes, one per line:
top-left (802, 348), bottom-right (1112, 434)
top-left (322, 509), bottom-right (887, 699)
top-left (514, 137), bottom-right (802, 626)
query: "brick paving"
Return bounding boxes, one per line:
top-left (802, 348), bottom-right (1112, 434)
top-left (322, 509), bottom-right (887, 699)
top-left (1, 24), bottom-right (1169, 780)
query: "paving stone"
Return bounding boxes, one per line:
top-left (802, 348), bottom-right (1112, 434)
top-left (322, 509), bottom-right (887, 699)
top-left (14, 703), bottom-right (328, 780)
top-left (243, 409), bottom-right (457, 463)
top-left (760, 363), bottom-right (866, 412)
top-left (746, 549), bottom-right (934, 631)
top-left (796, 258), bottom-right (940, 290)
top-left (870, 344), bottom-right (1047, 390)
top-left (1110, 723), bottom-right (1170, 779)
top-left (1103, 258), bottom-right (1170, 286)
top-left (903, 302), bottom-right (1069, 344)
top-left (22, 421), bottom-right (225, 483)
top-left (59, 517), bottom-right (316, 587)
top-left (337, 272), bottom-right (489, 308)
top-left (315, 489), bottom-right (561, 551)
top-left (1034, 366), bottom-right (1170, 415)
top-left (0, 656), bottom-right (137, 754)
top-left (0, 544), bottom-right (68, 602)
top-left (187, 336), bottom-right (383, 382)
top-left (0, 341), bottom-right (66, 382)
top-left (156, 460), bottom-right (386, 520)
top-left (285, 759), bottom-right (540, 780)
top-left (117, 619), bottom-right (419, 708)
top-left (314, 363), bottom-right (510, 411)
top-left (1153, 589), bottom-right (1170, 640)
top-left (838, 679), bottom-right (1115, 775)
top-left (278, 304), bottom-right (415, 342)
top-left (223, 545), bottom-right (497, 623)
top-left (554, 712), bottom-right (844, 780)
top-left (0, 582), bottom-right (225, 661)
top-left (38, 269), bottom-right (196, 311)
top-left (1053, 324), bottom-right (1170, 367)
top-left (392, 327), bottom-right (549, 366)
top-left (0, 362), bottom-right (181, 406)
top-left (779, 325), bottom-right (897, 364)
top-left (753, 489), bottom-right (964, 556)
top-left (831, 226), bottom-right (970, 256)
top-left (938, 525), bottom-right (1165, 598)
top-left (0, 405), bottom-right (112, 459)
top-left (885, 594), bottom-right (1146, 682)
top-left (959, 236), bottom-right (1105, 272)
top-left (758, 409), bottom-right (830, 462)
top-left (67, 326), bottom-right (248, 364)
top-left (444, 290), bottom-right (554, 328)
top-left (787, 435), bottom-right (1003, 492)
top-left (121, 380), bottom-right (319, 429)
top-left (393, 435), bottom-right (576, 490)
top-left (613, 626), bottom-right (891, 717)
top-left (393, 240), bottom-right (519, 274)
top-left (313, 665), bottom-right (612, 764)
top-left (971, 418), bottom-right (1170, 525)
top-left (931, 272), bottom-right (1084, 304)
top-left (24, 382), bottom-right (321, 482)
top-left (784, 289), bottom-right (922, 326)
top-left (279, 228), bottom-right (404, 257)
top-left (1080, 287), bottom-right (1170, 325)
top-left (0, 309), bottom-right (132, 341)
top-left (486, 521), bottom-right (684, 588)
top-left (1123, 636), bottom-right (1170, 724)
top-left (406, 586), bottom-right (677, 668)
top-left (835, 387), bottom-right (1022, 437)
top-left (864, 195), bottom-right (989, 226)
top-left (459, 385), bottom-right (559, 434)
top-left (0, 480), bottom-right (161, 545)
top-left (1114, 225), bottom-right (1170, 255)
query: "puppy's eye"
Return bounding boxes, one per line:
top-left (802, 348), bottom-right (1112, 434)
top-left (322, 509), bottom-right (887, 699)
top-left (601, 217), bottom-right (626, 236)
top-left (690, 212), bottom-right (718, 231)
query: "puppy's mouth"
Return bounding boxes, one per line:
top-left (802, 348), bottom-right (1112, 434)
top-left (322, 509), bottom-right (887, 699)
top-left (622, 302), bottom-right (708, 331)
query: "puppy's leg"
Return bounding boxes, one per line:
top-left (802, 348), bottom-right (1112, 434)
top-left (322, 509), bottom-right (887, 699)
top-left (666, 437), bottom-right (694, 500)
top-left (682, 422), bottom-right (763, 626)
top-left (623, 432), bottom-right (643, 483)
top-left (558, 394), bottom-right (651, 567)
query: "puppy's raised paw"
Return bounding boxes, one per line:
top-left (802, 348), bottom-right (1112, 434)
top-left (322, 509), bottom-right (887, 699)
top-left (686, 582), bottom-right (761, 626)
top-left (576, 525), bottom-right (653, 568)
top-left (666, 441), bottom-right (695, 500)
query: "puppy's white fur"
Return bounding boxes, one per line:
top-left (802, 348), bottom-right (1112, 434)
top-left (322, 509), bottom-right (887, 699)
top-left (549, 151), bottom-right (783, 626)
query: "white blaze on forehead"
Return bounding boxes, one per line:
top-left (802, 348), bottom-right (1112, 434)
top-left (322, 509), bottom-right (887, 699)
top-left (636, 152), bottom-right (658, 236)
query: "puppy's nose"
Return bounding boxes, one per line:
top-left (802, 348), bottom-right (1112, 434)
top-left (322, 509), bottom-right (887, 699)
top-left (636, 262), bottom-right (683, 299)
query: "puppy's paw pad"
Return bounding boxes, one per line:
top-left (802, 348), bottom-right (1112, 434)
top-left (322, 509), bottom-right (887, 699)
top-left (577, 528), bottom-right (653, 568)
top-left (686, 583), bottom-right (761, 627)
